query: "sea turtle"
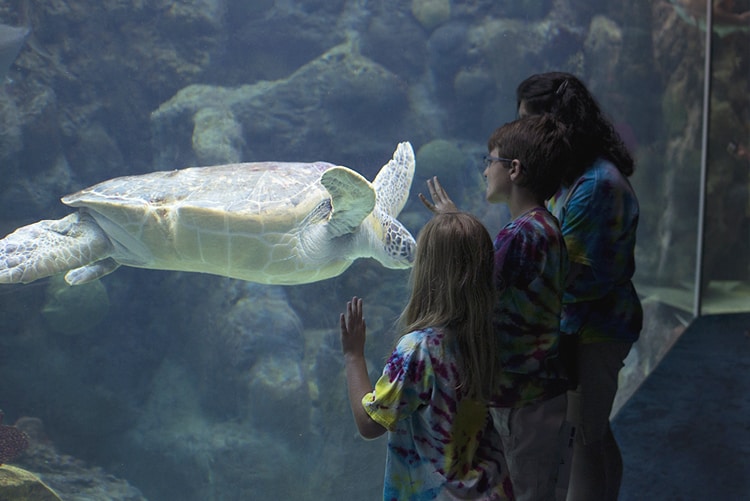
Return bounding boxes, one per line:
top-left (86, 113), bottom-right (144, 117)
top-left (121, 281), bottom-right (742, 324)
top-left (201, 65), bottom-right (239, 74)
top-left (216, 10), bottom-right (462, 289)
top-left (0, 142), bottom-right (416, 286)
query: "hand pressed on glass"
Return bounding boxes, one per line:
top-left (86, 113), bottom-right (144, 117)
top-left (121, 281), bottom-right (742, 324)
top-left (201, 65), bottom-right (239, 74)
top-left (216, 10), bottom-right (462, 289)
top-left (419, 176), bottom-right (459, 214)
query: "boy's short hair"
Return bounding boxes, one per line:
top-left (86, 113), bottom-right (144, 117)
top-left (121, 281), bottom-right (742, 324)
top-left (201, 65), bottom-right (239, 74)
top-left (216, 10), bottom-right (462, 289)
top-left (487, 114), bottom-right (571, 201)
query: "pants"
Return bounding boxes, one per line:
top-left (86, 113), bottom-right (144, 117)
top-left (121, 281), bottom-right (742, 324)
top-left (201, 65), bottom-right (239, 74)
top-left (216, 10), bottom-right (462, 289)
top-left (490, 392), bottom-right (567, 501)
top-left (565, 341), bottom-right (633, 501)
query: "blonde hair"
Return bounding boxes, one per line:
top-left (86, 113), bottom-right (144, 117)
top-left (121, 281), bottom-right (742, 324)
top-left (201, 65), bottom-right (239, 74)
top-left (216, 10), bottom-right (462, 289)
top-left (398, 212), bottom-right (498, 400)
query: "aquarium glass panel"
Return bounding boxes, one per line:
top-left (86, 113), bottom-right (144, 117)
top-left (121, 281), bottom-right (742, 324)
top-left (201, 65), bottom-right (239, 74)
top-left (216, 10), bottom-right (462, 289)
top-left (700, 7), bottom-right (750, 316)
top-left (0, 1), bottom-right (746, 500)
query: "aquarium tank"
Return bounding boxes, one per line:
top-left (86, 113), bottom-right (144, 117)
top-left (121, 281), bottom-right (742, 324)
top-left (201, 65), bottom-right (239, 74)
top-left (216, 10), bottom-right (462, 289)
top-left (0, 0), bottom-right (747, 499)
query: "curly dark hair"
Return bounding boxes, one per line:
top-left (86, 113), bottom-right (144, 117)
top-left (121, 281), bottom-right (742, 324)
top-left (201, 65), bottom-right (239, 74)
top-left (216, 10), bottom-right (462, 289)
top-left (516, 72), bottom-right (634, 186)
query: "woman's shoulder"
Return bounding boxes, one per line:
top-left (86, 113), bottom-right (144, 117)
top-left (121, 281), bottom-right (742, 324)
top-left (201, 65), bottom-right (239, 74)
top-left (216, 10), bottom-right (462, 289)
top-left (590, 158), bottom-right (630, 182)
top-left (572, 159), bottom-right (633, 194)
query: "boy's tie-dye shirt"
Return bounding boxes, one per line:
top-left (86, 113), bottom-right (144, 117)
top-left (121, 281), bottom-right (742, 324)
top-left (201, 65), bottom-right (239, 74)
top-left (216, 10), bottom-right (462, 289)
top-left (362, 327), bottom-right (512, 501)
top-left (547, 158), bottom-right (643, 344)
top-left (489, 207), bottom-right (569, 408)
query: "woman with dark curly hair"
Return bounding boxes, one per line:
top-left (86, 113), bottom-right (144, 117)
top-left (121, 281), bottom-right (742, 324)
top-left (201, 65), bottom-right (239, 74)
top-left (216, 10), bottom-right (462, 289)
top-left (516, 72), bottom-right (643, 501)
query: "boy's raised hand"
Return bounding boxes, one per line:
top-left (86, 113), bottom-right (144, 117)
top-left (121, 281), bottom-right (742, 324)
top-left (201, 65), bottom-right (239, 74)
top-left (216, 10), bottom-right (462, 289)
top-left (340, 296), bottom-right (366, 356)
top-left (419, 176), bottom-right (459, 213)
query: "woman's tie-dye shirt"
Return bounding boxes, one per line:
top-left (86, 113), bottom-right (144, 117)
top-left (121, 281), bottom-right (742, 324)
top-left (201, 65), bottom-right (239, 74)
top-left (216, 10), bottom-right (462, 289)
top-left (547, 158), bottom-right (643, 344)
top-left (489, 207), bottom-right (569, 408)
top-left (362, 327), bottom-right (512, 500)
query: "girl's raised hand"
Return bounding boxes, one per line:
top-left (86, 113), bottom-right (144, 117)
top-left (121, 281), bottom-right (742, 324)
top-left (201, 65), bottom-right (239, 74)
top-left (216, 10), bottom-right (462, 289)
top-left (340, 296), bottom-right (366, 356)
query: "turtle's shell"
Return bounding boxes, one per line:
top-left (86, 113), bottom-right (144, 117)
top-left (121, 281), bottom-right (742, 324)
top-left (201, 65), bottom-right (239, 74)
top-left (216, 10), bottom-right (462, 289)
top-left (61, 161), bottom-right (343, 282)
top-left (65, 162), bottom-right (335, 219)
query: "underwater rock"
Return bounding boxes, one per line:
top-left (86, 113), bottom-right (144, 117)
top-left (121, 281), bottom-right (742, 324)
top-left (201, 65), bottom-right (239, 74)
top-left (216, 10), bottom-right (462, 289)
top-left (583, 15), bottom-right (623, 95)
top-left (453, 67), bottom-right (494, 101)
top-left (701, 100), bottom-right (749, 282)
top-left (222, 0), bottom-right (345, 84)
top-left (181, 281), bottom-right (309, 416)
top-left (225, 0), bottom-right (275, 21)
top-left (0, 91), bottom-right (22, 163)
top-left (360, 7), bottom-right (429, 78)
top-left (6, 0), bottom-right (225, 193)
top-left (220, 288), bottom-right (304, 371)
top-left (0, 79), bottom-right (66, 221)
top-left (247, 355), bottom-right (305, 399)
top-left (8, 81), bottom-right (61, 176)
top-left (245, 354), bottom-right (311, 436)
top-left (427, 21), bottom-right (473, 96)
top-left (411, 0), bottom-right (451, 31)
top-left (415, 139), bottom-right (467, 184)
top-left (128, 412), bottom-right (306, 500)
top-left (648, 0), bottom-right (719, 286)
top-left (1, 154), bottom-right (74, 220)
top-left (191, 106), bottom-right (245, 164)
top-left (162, 0), bottom-right (225, 32)
top-left (667, 0), bottom-right (750, 37)
top-left (121, 357), bottom-right (312, 499)
top-left (461, 16), bottom-right (583, 135)
top-left (152, 42), bottom-right (410, 166)
top-left (41, 274), bottom-right (109, 335)
top-left (0, 24), bottom-right (30, 82)
top-left (12, 416), bottom-right (146, 501)
top-left (66, 123), bottom-right (126, 185)
top-left (502, 0), bottom-right (555, 20)
top-left (0, 465), bottom-right (61, 501)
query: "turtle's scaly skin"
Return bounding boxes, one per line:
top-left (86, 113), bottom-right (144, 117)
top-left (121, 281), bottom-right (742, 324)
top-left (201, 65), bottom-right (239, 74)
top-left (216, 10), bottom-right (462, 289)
top-left (0, 143), bottom-right (416, 285)
top-left (0, 213), bottom-right (113, 284)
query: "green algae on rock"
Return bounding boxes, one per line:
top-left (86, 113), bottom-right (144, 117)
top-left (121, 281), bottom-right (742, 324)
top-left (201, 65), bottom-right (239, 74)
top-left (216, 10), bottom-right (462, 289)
top-left (0, 465), bottom-right (62, 501)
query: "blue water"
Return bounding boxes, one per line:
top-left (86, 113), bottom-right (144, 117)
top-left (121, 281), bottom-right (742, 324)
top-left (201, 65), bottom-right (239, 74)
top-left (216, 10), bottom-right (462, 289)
top-left (0, 1), bottom-right (748, 499)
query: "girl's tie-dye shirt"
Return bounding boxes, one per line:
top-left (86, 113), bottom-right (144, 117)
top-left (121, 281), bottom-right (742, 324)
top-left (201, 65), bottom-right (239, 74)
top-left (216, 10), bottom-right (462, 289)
top-left (489, 207), bottom-right (569, 408)
top-left (547, 158), bottom-right (643, 344)
top-left (362, 327), bottom-right (512, 501)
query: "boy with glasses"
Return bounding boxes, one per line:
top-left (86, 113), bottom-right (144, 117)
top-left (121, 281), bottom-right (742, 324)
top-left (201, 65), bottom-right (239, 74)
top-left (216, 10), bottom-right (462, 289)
top-left (420, 114), bottom-right (572, 501)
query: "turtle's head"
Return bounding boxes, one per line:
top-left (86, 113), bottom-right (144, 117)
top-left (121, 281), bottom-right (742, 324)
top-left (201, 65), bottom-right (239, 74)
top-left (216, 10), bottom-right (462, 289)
top-left (376, 215), bottom-right (416, 269)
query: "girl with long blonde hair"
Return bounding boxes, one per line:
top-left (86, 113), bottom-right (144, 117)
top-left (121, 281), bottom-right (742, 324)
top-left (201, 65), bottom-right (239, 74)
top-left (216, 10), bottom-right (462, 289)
top-left (340, 212), bottom-right (510, 500)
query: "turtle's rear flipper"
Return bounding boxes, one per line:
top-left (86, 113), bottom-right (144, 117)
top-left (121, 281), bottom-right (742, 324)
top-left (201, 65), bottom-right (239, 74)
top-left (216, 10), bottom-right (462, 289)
top-left (0, 212), bottom-right (114, 285)
top-left (65, 258), bottom-right (120, 285)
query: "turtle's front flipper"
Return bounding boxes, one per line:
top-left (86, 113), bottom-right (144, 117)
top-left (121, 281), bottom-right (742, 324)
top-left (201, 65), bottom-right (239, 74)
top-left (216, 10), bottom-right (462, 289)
top-left (372, 142), bottom-right (415, 217)
top-left (0, 212), bottom-right (114, 284)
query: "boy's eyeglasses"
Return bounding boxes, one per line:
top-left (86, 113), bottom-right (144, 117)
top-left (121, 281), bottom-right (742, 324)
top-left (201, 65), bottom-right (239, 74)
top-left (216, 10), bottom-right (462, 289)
top-left (482, 155), bottom-right (513, 169)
